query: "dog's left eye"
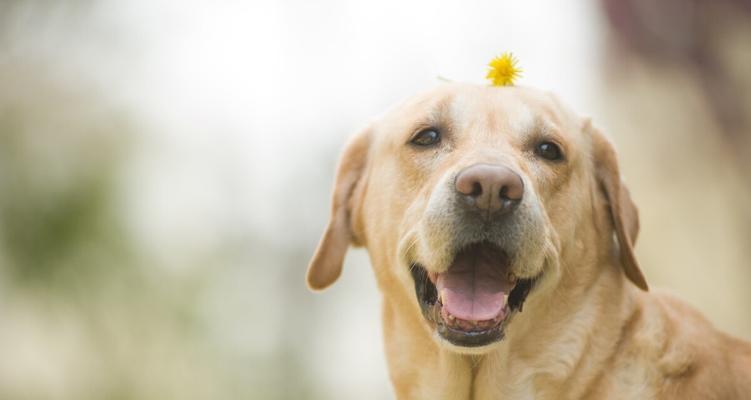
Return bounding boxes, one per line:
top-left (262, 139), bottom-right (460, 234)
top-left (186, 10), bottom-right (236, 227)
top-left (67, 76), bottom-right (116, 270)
top-left (410, 129), bottom-right (441, 147)
top-left (536, 141), bottom-right (563, 161)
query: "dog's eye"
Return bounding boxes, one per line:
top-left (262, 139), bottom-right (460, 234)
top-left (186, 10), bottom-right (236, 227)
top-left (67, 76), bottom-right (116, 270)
top-left (411, 129), bottom-right (441, 147)
top-left (535, 141), bottom-right (563, 161)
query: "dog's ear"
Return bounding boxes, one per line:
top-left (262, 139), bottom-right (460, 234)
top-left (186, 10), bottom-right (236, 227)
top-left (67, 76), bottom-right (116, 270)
top-left (590, 123), bottom-right (649, 291)
top-left (306, 129), bottom-right (371, 291)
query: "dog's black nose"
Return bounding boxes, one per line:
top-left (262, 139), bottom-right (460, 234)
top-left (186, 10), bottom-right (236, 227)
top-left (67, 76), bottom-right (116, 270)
top-left (455, 163), bottom-right (524, 215)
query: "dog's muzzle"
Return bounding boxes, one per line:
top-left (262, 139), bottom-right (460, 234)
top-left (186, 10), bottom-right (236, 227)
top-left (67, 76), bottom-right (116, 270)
top-left (406, 163), bottom-right (542, 348)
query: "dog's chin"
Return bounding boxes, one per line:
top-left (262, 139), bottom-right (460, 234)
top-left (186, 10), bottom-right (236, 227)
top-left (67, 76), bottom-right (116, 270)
top-left (410, 241), bottom-right (540, 352)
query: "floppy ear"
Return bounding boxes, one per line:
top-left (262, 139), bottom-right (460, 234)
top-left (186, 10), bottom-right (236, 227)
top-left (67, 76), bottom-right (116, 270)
top-left (306, 129), bottom-right (371, 291)
top-left (590, 124), bottom-right (649, 291)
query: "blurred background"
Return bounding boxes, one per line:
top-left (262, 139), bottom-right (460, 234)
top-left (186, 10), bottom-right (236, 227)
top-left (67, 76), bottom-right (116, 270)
top-left (0, 0), bottom-right (749, 399)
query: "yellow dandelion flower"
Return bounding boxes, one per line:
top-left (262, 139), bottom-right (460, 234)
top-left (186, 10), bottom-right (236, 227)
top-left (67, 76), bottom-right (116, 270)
top-left (486, 52), bottom-right (522, 86)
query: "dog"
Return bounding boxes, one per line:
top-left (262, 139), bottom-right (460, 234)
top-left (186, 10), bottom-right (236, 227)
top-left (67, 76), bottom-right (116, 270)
top-left (306, 83), bottom-right (751, 399)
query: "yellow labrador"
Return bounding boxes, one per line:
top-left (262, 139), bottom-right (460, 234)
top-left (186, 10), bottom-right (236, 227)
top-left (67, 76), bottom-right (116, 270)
top-left (307, 84), bottom-right (751, 399)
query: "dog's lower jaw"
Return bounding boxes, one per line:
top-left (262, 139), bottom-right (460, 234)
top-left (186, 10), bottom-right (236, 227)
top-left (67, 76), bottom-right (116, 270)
top-left (434, 332), bottom-right (506, 355)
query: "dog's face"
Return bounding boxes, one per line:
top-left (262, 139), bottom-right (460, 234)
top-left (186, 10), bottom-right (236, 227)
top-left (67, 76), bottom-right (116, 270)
top-left (307, 84), bottom-right (647, 353)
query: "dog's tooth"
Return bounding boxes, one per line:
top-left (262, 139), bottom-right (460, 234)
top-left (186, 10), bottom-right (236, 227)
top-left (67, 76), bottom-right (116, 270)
top-left (440, 289), bottom-right (447, 304)
top-left (448, 314), bottom-right (455, 322)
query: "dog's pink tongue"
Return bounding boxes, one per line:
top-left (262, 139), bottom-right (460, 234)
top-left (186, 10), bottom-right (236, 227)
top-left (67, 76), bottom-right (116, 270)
top-left (435, 247), bottom-right (511, 321)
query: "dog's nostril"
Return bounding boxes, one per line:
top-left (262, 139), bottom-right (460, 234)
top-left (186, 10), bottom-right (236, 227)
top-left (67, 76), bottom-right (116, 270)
top-left (470, 182), bottom-right (483, 197)
top-left (499, 186), bottom-right (509, 200)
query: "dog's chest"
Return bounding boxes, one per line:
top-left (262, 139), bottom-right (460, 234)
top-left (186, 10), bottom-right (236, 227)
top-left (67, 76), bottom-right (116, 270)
top-left (469, 361), bottom-right (657, 400)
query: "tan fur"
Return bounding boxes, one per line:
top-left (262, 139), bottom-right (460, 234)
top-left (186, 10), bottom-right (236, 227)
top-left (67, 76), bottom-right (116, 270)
top-left (307, 84), bottom-right (751, 399)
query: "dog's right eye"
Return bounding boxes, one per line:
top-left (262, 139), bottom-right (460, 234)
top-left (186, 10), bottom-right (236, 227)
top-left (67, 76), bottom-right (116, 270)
top-left (410, 129), bottom-right (441, 147)
top-left (535, 141), bottom-right (564, 161)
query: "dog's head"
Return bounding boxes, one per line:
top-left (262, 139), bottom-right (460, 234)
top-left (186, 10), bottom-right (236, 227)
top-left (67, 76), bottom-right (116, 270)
top-left (307, 84), bottom-right (647, 352)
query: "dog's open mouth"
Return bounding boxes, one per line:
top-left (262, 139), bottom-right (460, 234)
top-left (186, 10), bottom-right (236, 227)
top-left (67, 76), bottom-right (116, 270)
top-left (410, 242), bottom-right (537, 348)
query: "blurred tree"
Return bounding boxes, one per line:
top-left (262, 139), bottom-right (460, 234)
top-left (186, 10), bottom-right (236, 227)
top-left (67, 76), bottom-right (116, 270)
top-left (0, 66), bottom-right (132, 290)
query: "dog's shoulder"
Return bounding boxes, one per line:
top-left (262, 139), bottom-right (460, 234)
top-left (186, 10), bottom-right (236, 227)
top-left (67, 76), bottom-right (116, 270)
top-left (635, 289), bottom-right (751, 399)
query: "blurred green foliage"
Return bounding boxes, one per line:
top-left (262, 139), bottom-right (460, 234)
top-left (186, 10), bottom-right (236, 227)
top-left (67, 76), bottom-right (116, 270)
top-left (0, 89), bottom-right (131, 290)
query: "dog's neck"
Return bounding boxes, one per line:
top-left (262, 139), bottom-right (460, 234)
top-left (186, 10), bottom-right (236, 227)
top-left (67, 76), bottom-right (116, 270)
top-left (380, 250), bottom-right (638, 400)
